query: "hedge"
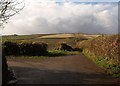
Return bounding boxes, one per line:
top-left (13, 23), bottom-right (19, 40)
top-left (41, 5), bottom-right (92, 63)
top-left (3, 41), bottom-right (48, 56)
top-left (77, 34), bottom-right (120, 77)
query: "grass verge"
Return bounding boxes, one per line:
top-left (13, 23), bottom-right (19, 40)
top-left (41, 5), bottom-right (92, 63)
top-left (83, 49), bottom-right (120, 78)
top-left (6, 50), bottom-right (80, 59)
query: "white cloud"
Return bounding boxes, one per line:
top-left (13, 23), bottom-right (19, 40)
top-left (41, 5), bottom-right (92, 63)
top-left (3, 0), bottom-right (118, 35)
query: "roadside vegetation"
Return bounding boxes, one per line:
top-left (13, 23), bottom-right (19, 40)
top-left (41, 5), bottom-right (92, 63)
top-left (2, 33), bottom-right (101, 57)
top-left (77, 34), bottom-right (120, 78)
top-left (4, 33), bottom-right (120, 78)
top-left (2, 39), bottom-right (82, 57)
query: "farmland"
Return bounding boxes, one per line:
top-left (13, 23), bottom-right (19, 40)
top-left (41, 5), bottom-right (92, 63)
top-left (2, 33), bottom-right (120, 84)
top-left (2, 33), bottom-right (100, 50)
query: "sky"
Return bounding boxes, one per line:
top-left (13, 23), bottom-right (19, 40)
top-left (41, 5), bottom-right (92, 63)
top-left (55, 0), bottom-right (119, 2)
top-left (2, 0), bottom-right (119, 35)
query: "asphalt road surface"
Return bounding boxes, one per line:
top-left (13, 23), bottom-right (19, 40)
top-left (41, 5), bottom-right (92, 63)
top-left (7, 54), bottom-right (120, 84)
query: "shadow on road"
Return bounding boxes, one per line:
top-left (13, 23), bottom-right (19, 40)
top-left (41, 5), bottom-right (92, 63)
top-left (10, 66), bottom-right (120, 84)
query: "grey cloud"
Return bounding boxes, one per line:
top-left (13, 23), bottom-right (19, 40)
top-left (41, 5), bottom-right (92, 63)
top-left (3, 1), bottom-right (118, 35)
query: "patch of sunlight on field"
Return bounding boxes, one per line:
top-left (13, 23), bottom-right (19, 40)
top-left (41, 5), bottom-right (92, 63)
top-left (39, 33), bottom-right (101, 39)
top-left (39, 34), bottom-right (75, 38)
top-left (83, 34), bottom-right (101, 39)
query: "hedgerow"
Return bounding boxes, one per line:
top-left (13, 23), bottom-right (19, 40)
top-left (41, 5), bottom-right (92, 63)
top-left (3, 41), bottom-right (48, 56)
top-left (77, 34), bottom-right (120, 77)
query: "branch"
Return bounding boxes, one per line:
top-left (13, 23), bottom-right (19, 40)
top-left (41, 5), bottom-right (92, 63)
top-left (0, 0), bottom-right (25, 26)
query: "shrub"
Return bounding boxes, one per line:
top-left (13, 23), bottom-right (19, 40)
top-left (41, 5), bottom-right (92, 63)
top-left (3, 41), bottom-right (48, 56)
top-left (3, 41), bottom-right (19, 55)
top-left (19, 42), bottom-right (33, 55)
top-left (32, 42), bottom-right (48, 56)
top-left (54, 42), bottom-right (73, 51)
top-left (73, 48), bottom-right (83, 52)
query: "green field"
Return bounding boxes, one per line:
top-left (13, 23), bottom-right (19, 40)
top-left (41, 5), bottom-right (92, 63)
top-left (2, 33), bottom-right (99, 50)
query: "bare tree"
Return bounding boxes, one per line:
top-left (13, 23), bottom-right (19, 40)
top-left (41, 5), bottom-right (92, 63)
top-left (0, 0), bottom-right (24, 26)
top-left (0, 0), bottom-right (24, 84)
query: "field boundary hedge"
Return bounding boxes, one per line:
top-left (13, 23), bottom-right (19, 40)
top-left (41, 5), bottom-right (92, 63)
top-left (3, 41), bottom-right (48, 56)
top-left (77, 34), bottom-right (120, 78)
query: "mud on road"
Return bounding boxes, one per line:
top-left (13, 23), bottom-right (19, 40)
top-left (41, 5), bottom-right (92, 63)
top-left (7, 54), bottom-right (120, 84)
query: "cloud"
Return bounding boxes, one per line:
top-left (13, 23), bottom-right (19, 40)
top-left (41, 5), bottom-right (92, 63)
top-left (3, 0), bottom-right (118, 35)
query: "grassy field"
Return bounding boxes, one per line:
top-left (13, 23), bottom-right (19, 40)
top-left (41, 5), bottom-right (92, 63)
top-left (2, 33), bottom-right (100, 50)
